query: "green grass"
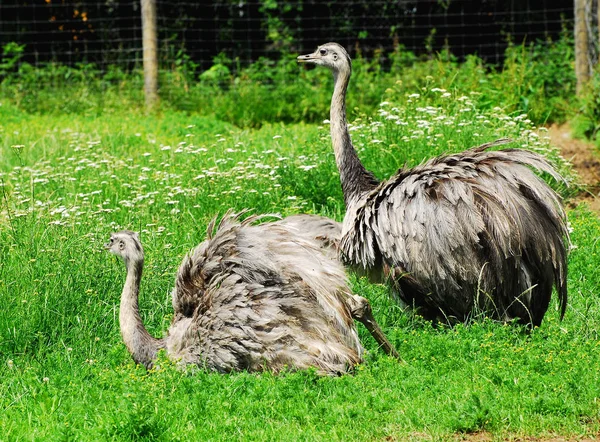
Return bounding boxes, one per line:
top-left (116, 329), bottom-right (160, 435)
top-left (1, 79), bottom-right (599, 440)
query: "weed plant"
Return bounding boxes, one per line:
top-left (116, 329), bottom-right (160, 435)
top-left (0, 32), bottom-right (579, 129)
top-left (1, 68), bottom-right (599, 439)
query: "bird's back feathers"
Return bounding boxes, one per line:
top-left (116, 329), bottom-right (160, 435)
top-left (169, 211), bottom-right (362, 374)
top-left (341, 141), bottom-right (569, 325)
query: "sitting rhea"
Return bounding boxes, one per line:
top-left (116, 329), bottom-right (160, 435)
top-left (106, 212), bottom-right (398, 374)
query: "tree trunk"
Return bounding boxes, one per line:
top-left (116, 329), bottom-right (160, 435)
top-left (141, 0), bottom-right (158, 109)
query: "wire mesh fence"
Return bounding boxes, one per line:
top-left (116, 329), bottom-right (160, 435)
top-left (0, 1), bottom-right (142, 68)
top-left (0, 0), bottom-right (576, 74)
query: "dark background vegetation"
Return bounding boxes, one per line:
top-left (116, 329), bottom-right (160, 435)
top-left (0, 0), bottom-right (585, 133)
top-left (0, 0), bottom-right (573, 70)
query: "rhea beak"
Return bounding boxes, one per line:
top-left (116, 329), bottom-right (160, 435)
top-left (297, 53), bottom-right (318, 64)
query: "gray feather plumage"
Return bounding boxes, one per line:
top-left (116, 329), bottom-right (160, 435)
top-left (340, 143), bottom-right (569, 325)
top-left (169, 211), bottom-right (363, 374)
top-left (111, 212), bottom-right (366, 374)
top-left (299, 42), bottom-right (570, 327)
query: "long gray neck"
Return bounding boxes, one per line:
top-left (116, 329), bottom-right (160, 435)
top-left (331, 69), bottom-right (379, 207)
top-left (120, 257), bottom-right (164, 368)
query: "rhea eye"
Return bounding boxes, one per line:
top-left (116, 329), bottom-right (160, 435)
top-left (319, 48), bottom-right (327, 55)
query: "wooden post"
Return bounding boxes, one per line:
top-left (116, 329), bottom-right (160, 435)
top-left (597, 0), bottom-right (600, 64)
top-left (575, 0), bottom-right (591, 94)
top-left (141, 0), bottom-right (158, 109)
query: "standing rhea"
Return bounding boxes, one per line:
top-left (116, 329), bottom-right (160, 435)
top-left (106, 212), bottom-right (398, 374)
top-left (298, 42), bottom-right (569, 327)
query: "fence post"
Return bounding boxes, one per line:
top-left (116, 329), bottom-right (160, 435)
top-left (141, 0), bottom-right (158, 109)
top-left (598, 0), bottom-right (600, 65)
top-left (575, 0), bottom-right (591, 94)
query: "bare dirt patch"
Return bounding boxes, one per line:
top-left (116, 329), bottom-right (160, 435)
top-left (548, 124), bottom-right (600, 215)
top-left (452, 431), bottom-right (600, 441)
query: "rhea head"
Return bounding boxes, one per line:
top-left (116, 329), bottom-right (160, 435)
top-left (105, 230), bottom-right (144, 265)
top-left (297, 42), bottom-right (351, 75)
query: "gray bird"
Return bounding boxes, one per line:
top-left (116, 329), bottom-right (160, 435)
top-left (298, 42), bottom-right (570, 327)
top-left (106, 211), bottom-right (398, 374)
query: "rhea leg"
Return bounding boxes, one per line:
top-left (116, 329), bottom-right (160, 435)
top-left (348, 294), bottom-right (401, 360)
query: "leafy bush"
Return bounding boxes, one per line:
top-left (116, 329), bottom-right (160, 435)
top-left (0, 42), bottom-right (24, 77)
top-left (571, 71), bottom-right (600, 144)
top-left (0, 60), bottom-right (144, 116)
top-left (487, 30), bottom-right (576, 124)
top-left (0, 32), bottom-right (580, 129)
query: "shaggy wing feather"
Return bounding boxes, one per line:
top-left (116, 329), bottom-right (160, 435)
top-left (271, 214), bottom-right (342, 258)
top-left (168, 211), bottom-right (363, 374)
top-left (341, 142), bottom-right (569, 324)
top-left (172, 212), bottom-right (343, 317)
top-left (170, 273), bottom-right (361, 374)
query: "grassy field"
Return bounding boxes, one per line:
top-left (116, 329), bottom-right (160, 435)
top-left (1, 78), bottom-right (600, 441)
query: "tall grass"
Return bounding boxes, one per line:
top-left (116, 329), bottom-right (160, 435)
top-left (1, 65), bottom-right (599, 439)
top-left (0, 32), bottom-right (579, 129)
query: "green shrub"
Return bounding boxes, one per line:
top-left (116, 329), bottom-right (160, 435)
top-left (487, 30), bottom-right (576, 124)
top-left (0, 42), bottom-right (25, 77)
top-left (0, 32), bottom-right (579, 129)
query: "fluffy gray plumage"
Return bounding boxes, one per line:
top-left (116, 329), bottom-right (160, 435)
top-left (106, 212), bottom-right (371, 374)
top-left (298, 42), bottom-right (570, 327)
